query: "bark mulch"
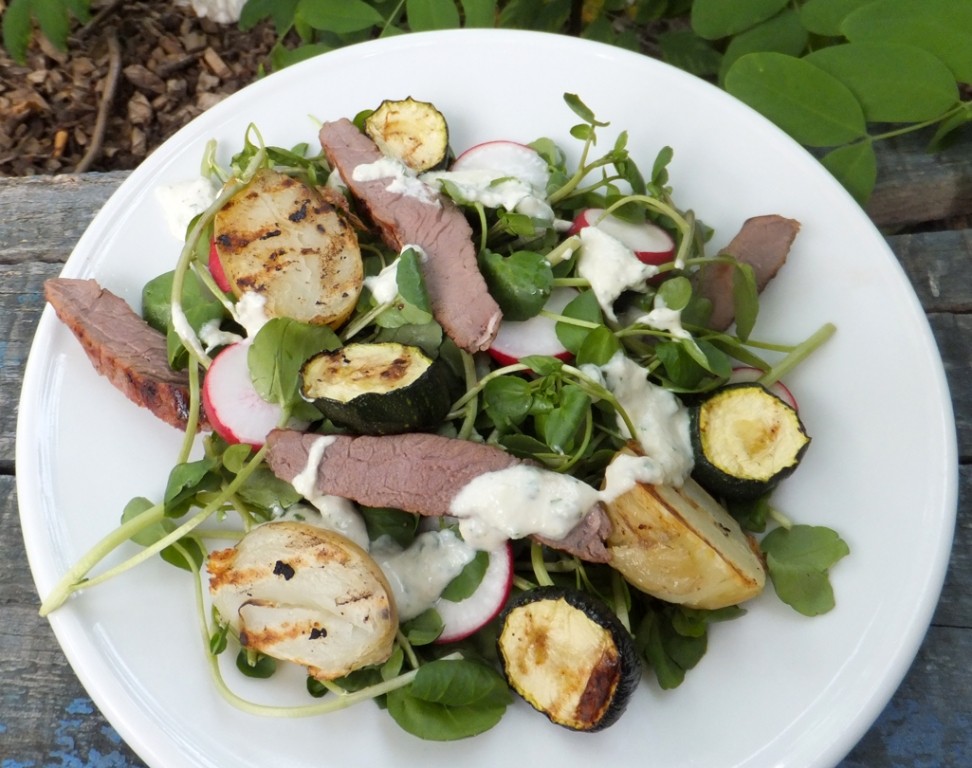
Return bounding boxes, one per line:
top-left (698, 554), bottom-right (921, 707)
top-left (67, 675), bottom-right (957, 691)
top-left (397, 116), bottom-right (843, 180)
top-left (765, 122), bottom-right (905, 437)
top-left (0, 0), bottom-right (276, 176)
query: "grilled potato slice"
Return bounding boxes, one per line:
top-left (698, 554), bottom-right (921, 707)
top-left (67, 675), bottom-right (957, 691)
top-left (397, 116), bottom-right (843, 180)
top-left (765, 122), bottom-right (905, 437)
top-left (604, 448), bottom-right (766, 609)
top-left (208, 521), bottom-right (397, 680)
top-left (214, 168), bottom-right (364, 328)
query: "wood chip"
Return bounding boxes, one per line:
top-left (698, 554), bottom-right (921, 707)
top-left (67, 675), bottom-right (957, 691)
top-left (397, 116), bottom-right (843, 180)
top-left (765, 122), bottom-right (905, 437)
top-left (202, 46), bottom-right (231, 79)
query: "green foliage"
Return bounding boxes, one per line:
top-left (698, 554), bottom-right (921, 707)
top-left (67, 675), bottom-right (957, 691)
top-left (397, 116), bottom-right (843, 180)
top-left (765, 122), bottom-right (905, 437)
top-left (4, 0), bottom-right (968, 202)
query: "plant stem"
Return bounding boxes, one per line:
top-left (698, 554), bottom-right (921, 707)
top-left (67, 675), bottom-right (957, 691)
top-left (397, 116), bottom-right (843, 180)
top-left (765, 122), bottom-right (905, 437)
top-left (759, 322), bottom-right (837, 387)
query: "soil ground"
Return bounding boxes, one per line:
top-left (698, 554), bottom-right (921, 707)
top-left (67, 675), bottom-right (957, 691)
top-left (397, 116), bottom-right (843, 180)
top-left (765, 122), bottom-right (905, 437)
top-left (0, 1), bottom-right (276, 175)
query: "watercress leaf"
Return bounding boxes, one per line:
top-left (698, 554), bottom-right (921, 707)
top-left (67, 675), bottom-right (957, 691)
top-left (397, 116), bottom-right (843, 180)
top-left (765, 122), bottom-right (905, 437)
top-left (374, 321), bottom-right (443, 358)
top-left (410, 658), bottom-right (512, 708)
top-left (164, 457), bottom-right (220, 517)
top-left (563, 93), bottom-right (608, 126)
top-left (249, 318), bottom-right (341, 408)
top-left (397, 247), bottom-right (431, 312)
top-left (662, 619), bottom-right (708, 670)
top-left (296, 0), bottom-right (383, 33)
top-left (658, 275), bottom-right (693, 312)
top-left (440, 551), bottom-right (489, 601)
top-left (762, 524), bottom-right (849, 616)
top-left (235, 465), bottom-right (303, 516)
top-left (719, 9), bottom-right (809, 84)
top-left (540, 384), bottom-right (591, 453)
top-left (820, 141), bottom-right (877, 206)
top-left (221, 442), bottom-right (254, 474)
top-left (376, 301), bottom-right (434, 329)
top-left (691, 0), bottom-right (790, 40)
top-left (236, 649), bottom-right (277, 678)
top-left (841, 0), bottom-right (972, 83)
top-left (727, 494), bottom-right (772, 532)
top-left (142, 270), bottom-right (224, 335)
top-left (798, 0), bottom-right (874, 36)
top-left (806, 43), bottom-right (959, 123)
top-left (483, 376), bottom-right (533, 430)
top-left (498, 433), bottom-right (551, 459)
top-left (655, 340), bottom-right (705, 390)
top-left (381, 644), bottom-right (405, 681)
top-left (386, 685), bottom-right (507, 741)
top-left (556, 289), bottom-right (603, 354)
top-left (519, 354), bottom-right (563, 377)
top-left (160, 536), bottom-right (206, 572)
top-left (635, 611), bottom-right (686, 689)
top-left (657, 27), bottom-right (723, 77)
top-left (731, 261), bottom-right (759, 341)
top-left (461, 0), bottom-right (497, 28)
top-left (480, 250), bottom-right (553, 321)
top-left (651, 145), bottom-right (674, 188)
top-left (406, 0), bottom-right (460, 30)
top-left (402, 608), bottom-right (444, 645)
top-left (209, 623), bottom-right (229, 656)
top-left (725, 52), bottom-right (867, 147)
top-left (358, 506), bottom-right (420, 548)
top-left (575, 324), bottom-right (621, 367)
top-left (570, 123), bottom-right (593, 142)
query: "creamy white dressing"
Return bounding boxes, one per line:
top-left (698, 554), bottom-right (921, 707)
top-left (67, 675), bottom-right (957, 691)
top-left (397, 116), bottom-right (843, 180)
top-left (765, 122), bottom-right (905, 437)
top-left (450, 464), bottom-right (601, 551)
top-left (233, 291), bottom-right (270, 338)
top-left (155, 176), bottom-right (218, 239)
top-left (576, 227), bottom-right (658, 321)
top-left (593, 351), bottom-right (694, 485)
top-left (364, 258), bottom-right (401, 304)
top-left (638, 295), bottom-right (691, 340)
top-left (372, 529), bottom-right (476, 621)
top-left (286, 436), bottom-right (371, 550)
top-left (198, 319), bottom-right (244, 352)
top-left (421, 168), bottom-right (553, 222)
top-left (351, 157), bottom-right (440, 206)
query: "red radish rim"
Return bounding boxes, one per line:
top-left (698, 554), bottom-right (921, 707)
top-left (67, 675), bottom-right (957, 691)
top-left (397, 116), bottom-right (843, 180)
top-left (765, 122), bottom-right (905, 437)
top-left (435, 542), bottom-right (514, 644)
top-left (202, 340), bottom-right (285, 447)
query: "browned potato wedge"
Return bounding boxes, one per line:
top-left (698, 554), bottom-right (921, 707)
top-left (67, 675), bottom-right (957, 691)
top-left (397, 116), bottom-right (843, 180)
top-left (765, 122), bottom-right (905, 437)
top-left (208, 521), bottom-right (397, 680)
top-left (214, 168), bottom-right (363, 328)
top-left (604, 448), bottom-right (766, 610)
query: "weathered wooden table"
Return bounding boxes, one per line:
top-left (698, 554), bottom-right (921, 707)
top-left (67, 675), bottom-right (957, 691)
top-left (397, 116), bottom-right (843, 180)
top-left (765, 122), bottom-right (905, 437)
top-left (1, 130), bottom-right (970, 766)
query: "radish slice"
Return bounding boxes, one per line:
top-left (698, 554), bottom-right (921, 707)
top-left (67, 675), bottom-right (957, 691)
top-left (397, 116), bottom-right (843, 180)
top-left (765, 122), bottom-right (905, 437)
top-left (488, 287), bottom-right (578, 366)
top-left (202, 340), bottom-right (284, 447)
top-left (569, 208), bottom-right (675, 266)
top-left (451, 140), bottom-right (549, 191)
top-left (728, 366), bottom-right (799, 411)
top-left (435, 541), bottom-right (514, 644)
top-left (208, 237), bottom-right (232, 293)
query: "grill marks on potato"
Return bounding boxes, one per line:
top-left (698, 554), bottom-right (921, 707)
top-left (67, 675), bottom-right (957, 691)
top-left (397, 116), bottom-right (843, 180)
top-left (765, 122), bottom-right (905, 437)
top-left (214, 168), bottom-right (364, 328)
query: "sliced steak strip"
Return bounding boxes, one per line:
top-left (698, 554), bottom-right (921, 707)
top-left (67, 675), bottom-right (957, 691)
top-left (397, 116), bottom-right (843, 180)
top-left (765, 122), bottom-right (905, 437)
top-left (318, 118), bottom-right (502, 353)
top-left (265, 429), bottom-right (610, 562)
top-left (44, 278), bottom-right (207, 430)
top-left (695, 214), bottom-right (801, 331)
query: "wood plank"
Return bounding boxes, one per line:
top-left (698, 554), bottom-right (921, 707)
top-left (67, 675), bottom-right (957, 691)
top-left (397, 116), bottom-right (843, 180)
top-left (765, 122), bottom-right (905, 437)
top-left (0, 261), bottom-right (62, 466)
top-left (868, 129), bottom-right (972, 230)
top-left (0, 172), bottom-right (128, 264)
top-left (0, 476), bottom-right (145, 765)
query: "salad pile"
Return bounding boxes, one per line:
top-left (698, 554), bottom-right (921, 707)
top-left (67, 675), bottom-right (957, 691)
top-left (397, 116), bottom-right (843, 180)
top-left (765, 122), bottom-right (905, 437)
top-left (41, 94), bottom-right (847, 740)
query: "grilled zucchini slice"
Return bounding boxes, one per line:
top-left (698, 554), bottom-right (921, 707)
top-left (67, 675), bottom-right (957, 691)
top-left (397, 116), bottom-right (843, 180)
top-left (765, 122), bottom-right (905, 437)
top-left (497, 586), bottom-right (641, 732)
top-left (364, 97), bottom-right (450, 173)
top-left (301, 341), bottom-right (454, 435)
top-left (691, 382), bottom-right (810, 500)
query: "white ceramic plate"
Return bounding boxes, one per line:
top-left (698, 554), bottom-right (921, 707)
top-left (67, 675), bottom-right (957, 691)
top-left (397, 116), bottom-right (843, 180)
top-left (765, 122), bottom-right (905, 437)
top-left (17, 29), bottom-right (957, 768)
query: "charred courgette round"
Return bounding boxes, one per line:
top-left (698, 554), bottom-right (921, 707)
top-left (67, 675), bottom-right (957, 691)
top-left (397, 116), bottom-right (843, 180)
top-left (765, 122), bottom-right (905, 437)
top-left (497, 586), bottom-right (641, 732)
top-left (690, 382), bottom-right (810, 500)
top-left (300, 342), bottom-right (453, 435)
top-left (364, 97), bottom-right (450, 173)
